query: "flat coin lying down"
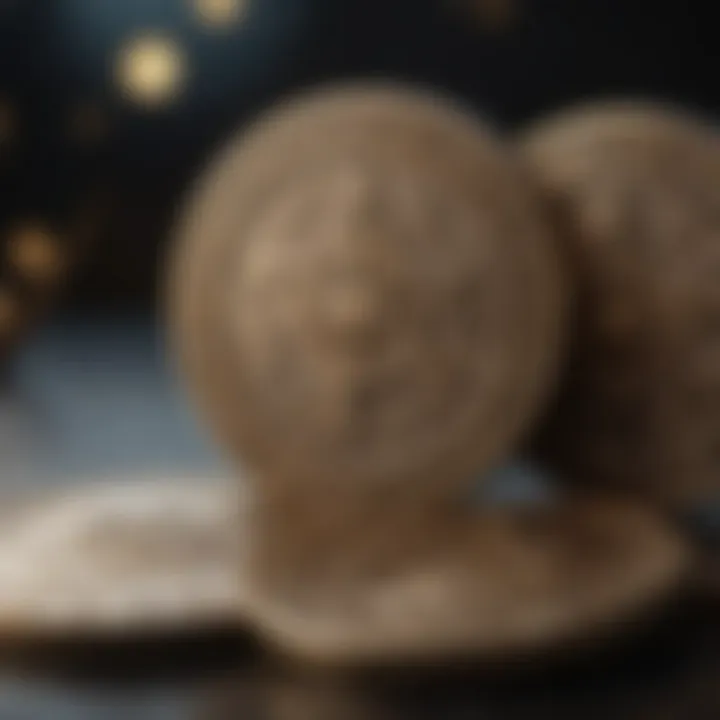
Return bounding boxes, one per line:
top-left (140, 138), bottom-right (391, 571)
top-left (243, 496), bottom-right (691, 666)
top-left (0, 477), bottom-right (244, 638)
top-left (0, 478), bottom-right (692, 664)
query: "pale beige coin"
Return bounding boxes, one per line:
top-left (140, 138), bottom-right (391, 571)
top-left (168, 83), bottom-right (568, 499)
top-left (521, 101), bottom-right (720, 506)
top-left (242, 495), bottom-right (690, 666)
top-left (0, 477), bottom-right (246, 638)
top-left (0, 478), bottom-right (691, 661)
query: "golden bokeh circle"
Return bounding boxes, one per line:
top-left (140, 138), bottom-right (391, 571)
top-left (115, 35), bottom-right (188, 109)
top-left (6, 224), bottom-right (66, 284)
top-left (193, 0), bottom-right (248, 28)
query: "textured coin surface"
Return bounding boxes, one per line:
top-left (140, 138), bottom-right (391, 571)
top-left (521, 102), bottom-right (720, 505)
top-left (241, 495), bottom-right (690, 665)
top-left (0, 477), bottom-right (246, 639)
top-left (169, 83), bottom-right (567, 497)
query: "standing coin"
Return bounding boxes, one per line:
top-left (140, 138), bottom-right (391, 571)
top-left (169, 83), bottom-right (568, 498)
top-left (521, 101), bottom-right (720, 506)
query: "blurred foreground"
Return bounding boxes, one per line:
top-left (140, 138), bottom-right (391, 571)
top-left (0, 315), bottom-right (718, 718)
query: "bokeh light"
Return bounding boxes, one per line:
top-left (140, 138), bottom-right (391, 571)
top-left (115, 34), bottom-right (188, 109)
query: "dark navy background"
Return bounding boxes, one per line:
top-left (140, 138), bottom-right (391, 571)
top-left (1, 0), bottom-right (717, 308)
